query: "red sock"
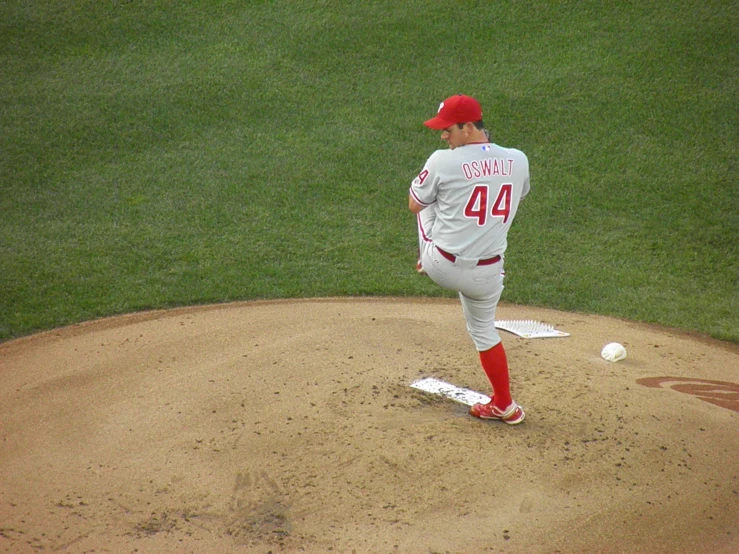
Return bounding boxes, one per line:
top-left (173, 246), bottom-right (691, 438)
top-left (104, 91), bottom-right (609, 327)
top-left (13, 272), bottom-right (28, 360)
top-left (479, 342), bottom-right (512, 409)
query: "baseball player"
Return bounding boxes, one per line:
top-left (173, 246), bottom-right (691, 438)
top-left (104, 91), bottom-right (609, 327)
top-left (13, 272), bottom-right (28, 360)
top-left (409, 94), bottom-right (530, 424)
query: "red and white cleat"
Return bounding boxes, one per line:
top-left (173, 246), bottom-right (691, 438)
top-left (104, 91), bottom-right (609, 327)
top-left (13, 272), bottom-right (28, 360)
top-left (470, 400), bottom-right (526, 425)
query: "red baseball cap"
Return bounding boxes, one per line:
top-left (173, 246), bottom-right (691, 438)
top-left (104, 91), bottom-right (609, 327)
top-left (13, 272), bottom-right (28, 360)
top-left (424, 94), bottom-right (483, 130)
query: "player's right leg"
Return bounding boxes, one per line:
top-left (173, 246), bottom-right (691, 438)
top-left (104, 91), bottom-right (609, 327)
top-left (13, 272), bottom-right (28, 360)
top-left (457, 280), bottom-right (525, 424)
top-left (470, 337), bottom-right (525, 424)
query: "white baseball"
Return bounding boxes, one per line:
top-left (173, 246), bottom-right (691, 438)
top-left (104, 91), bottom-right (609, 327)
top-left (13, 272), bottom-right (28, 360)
top-left (601, 342), bottom-right (627, 362)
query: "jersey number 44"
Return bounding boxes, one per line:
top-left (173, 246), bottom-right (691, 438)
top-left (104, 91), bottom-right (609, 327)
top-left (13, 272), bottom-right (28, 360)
top-left (464, 184), bottom-right (513, 225)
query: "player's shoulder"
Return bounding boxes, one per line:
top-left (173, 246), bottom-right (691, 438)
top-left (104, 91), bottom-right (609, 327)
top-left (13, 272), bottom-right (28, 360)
top-left (424, 148), bottom-right (455, 168)
top-left (429, 148), bottom-right (454, 160)
top-left (492, 143), bottom-right (529, 165)
top-left (492, 143), bottom-right (527, 157)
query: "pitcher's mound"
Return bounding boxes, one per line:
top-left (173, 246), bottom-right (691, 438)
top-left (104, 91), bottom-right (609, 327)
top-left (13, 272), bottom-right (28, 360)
top-left (1, 298), bottom-right (737, 554)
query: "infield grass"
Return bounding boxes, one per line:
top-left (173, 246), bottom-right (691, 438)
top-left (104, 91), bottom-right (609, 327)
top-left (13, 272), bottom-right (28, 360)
top-left (1, 1), bottom-right (737, 342)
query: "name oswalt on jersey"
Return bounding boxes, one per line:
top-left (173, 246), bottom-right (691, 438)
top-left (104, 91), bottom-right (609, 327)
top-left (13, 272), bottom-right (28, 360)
top-left (461, 157), bottom-right (515, 180)
top-left (416, 157), bottom-right (515, 187)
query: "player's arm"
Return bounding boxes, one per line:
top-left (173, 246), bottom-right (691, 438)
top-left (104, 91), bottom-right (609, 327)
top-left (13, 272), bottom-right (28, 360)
top-left (409, 154), bottom-right (439, 213)
top-left (521, 175), bottom-right (530, 200)
top-left (520, 153), bottom-right (531, 200)
top-left (408, 195), bottom-right (426, 213)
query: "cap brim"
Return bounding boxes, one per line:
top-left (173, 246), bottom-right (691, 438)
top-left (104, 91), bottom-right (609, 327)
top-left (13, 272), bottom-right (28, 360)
top-left (424, 116), bottom-right (454, 130)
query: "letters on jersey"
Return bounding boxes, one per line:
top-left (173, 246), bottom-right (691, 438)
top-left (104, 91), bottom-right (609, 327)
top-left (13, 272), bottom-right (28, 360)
top-left (461, 158), bottom-right (514, 180)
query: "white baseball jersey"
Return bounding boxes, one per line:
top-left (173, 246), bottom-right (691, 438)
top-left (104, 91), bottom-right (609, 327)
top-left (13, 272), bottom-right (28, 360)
top-left (410, 142), bottom-right (530, 259)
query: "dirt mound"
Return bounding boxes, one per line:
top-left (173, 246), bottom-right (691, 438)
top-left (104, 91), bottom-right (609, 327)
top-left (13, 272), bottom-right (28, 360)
top-left (1, 298), bottom-right (737, 553)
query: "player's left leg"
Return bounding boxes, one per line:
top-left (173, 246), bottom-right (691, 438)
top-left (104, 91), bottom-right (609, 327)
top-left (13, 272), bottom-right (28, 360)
top-left (416, 207), bottom-right (436, 273)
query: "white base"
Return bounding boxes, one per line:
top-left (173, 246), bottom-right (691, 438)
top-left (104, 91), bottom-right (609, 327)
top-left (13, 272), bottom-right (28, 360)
top-left (410, 377), bottom-right (490, 407)
top-left (495, 319), bottom-right (570, 338)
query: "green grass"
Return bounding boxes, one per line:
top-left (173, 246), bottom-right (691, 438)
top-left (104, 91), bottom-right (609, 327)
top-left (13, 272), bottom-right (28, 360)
top-left (1, 0), bottom-right (737, 342)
